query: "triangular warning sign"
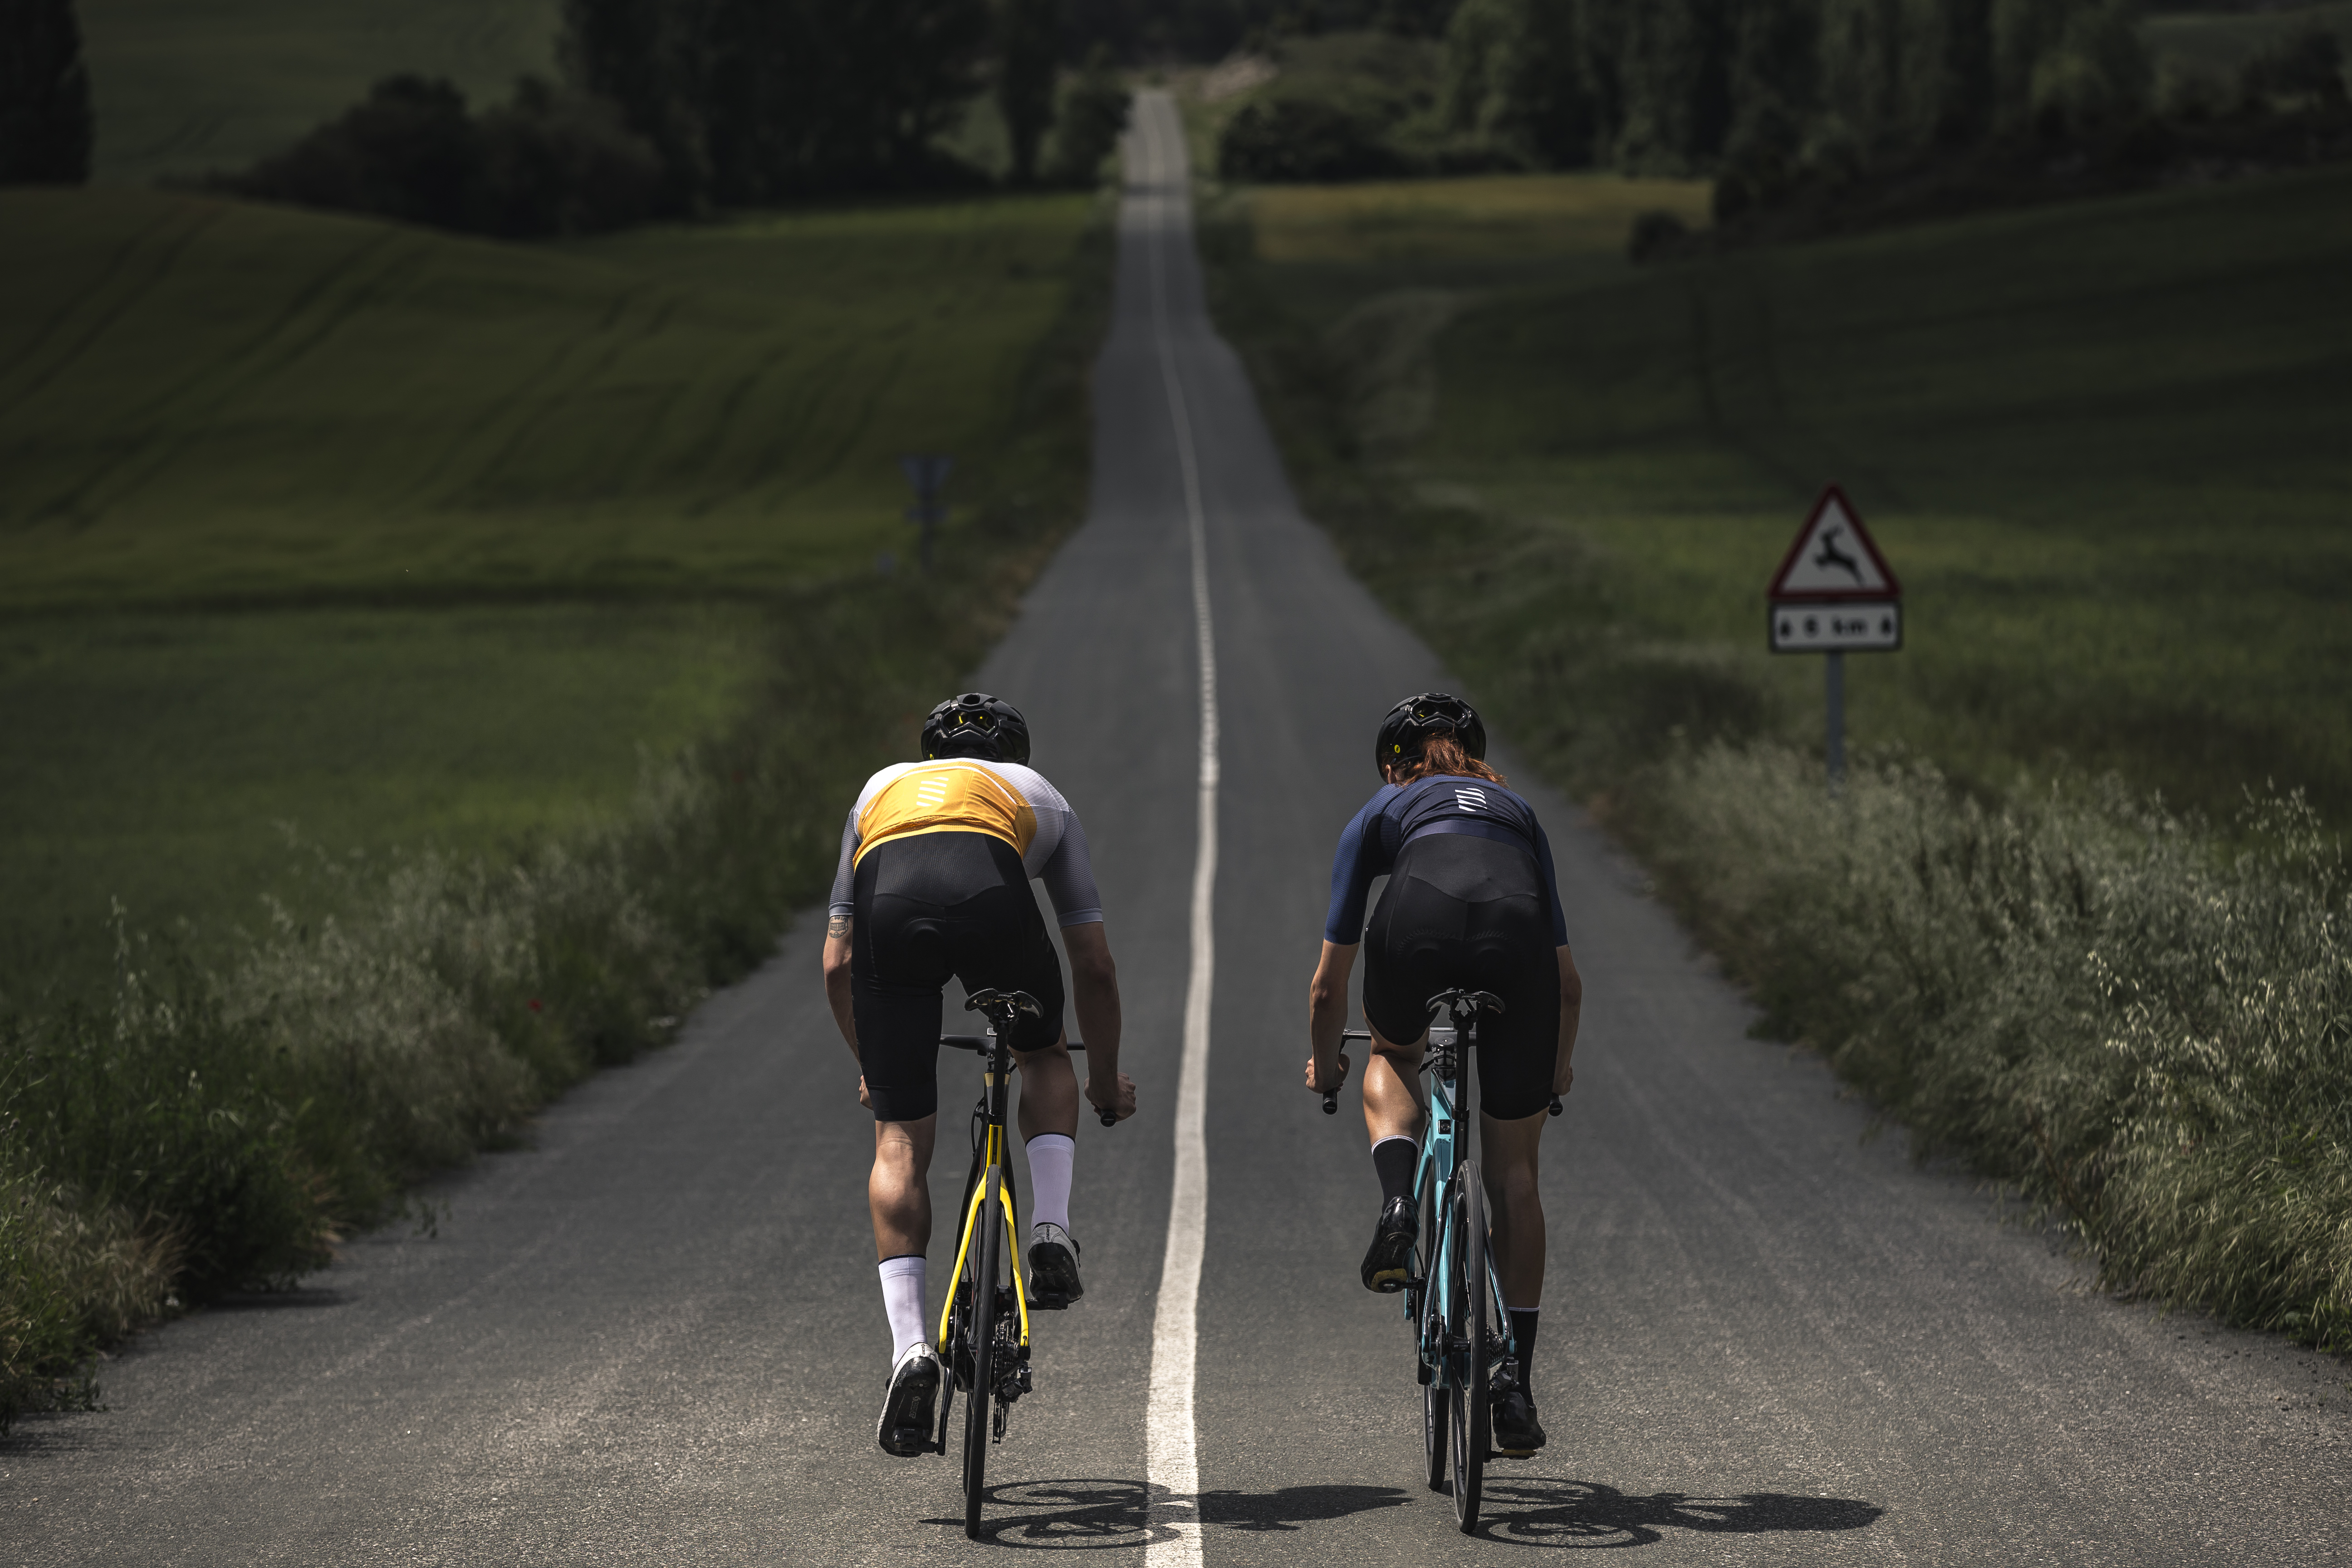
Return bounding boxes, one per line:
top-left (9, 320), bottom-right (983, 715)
top-left (1769, 484), bottom-right (1901, 601)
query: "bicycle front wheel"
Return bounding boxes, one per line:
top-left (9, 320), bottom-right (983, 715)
top-left (962, 1173), bottom-right (1001, 1539)
top-left (1448, 1164), bottom-right (1490, 1533)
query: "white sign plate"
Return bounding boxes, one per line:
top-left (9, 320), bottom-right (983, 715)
top-left (1769, 484), bottom-right (1901, 601)
top-left (1771, 600), bottom-right (1901, 652)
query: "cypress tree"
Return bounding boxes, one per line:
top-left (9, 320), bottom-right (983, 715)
top-left (0, 0), bottom-right (93, 185)
top-left (999, 0), bottom-right (1063, 184)
top-left (559, 0), bottom-right (703, 204)
top-left (1912, 0), bottom-right (1996, 146)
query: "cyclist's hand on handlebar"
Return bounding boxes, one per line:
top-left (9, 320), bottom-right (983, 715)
top-left (857, 1074), bottom-right (872, 1110)
top-left (1552, 1059), bottom-right (1574, 1098)
top-left (1305, 1050), bottom-right (1351, 1096)
top-left (1087, 1071), bottom-right (1137, 1124)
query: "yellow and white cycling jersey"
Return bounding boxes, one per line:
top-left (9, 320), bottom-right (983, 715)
top-left (826, 759), bottom-right (1103, 927)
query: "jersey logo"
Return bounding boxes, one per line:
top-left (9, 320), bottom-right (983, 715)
top-left (1454, 787), bottom-right (1489, 813)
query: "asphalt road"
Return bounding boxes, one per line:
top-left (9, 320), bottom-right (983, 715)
top-left (7, 94), bottom-right (2347, 1567)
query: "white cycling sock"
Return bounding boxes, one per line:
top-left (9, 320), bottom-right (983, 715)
top-left (879, 1255), bottom-right (927, 1357)
top-left (1025, 1133), bottom-right (1075, 1234)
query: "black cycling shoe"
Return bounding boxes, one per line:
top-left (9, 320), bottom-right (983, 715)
top-left (876, 1342), bottom-right (941, 1458)
top-left (1028, 1222), bottom-right (1083, 1309)
top-left (1490, 1389), bottom-right (1547, 1457)
top-left (1359, 1196), bottom-right (1416, 1294)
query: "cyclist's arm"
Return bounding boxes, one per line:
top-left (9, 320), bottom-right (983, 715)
top-left (1063, 920), bottom-right (1131, 1119)
top-left (822, 913), bottom-right (858, 1064)
top-left (1556, 944), bottom-right (1583, 1097)
top-left (1307, 940), bottom-right (1357, 1093)
top-left (822, 808), bottom-right (862, 1066)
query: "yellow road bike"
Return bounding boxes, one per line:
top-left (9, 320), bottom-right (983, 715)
top-left (929, 987), bottom-right (1113, 1539)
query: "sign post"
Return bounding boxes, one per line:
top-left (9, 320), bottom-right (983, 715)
top-left (899, 453), bottom-right (953, 573)
top-left (1768, 484), bottom-right (1901, 786)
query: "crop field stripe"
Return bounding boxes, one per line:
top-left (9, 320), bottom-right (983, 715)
top-left (0, 203), bottom-right (229, 419)
top-left (66, 230), bottom-right (430, 521)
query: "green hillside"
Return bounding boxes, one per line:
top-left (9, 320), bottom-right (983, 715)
top-left (80, 0), bottom-right (560, 185)
top-left (0, 186), bottom-right (1099, 993)
top-left (1215, 164), bottom-right (2352, 825)
top-left (2, 187), bottom-right (1086, 608)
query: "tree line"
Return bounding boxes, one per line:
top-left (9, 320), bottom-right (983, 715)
top-left (1437, 0), bottom-right (2160, 177)
top-left (2, 0), bottom-right (1130, 237)
top-left (1217, 0), bottom-right (2347, 212)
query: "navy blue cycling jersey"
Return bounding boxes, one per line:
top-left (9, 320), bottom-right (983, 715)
top-left (1324, 773), bottom-right (1568, 946)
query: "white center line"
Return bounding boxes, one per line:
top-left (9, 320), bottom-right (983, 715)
top-left (1139, 90), bottom-right (1215, 1568)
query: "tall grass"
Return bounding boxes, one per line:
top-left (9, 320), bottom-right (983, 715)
top-left (1643, 747), bottom-right (2352, 1350)
top-left (0, 200), bottom-right (1112, 1429)
top-left (1197, 173), bottom-right (2352, 1353)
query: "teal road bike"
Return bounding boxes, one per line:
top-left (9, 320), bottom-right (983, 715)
top-left (1339, 988), bottom-right (1559, 1534)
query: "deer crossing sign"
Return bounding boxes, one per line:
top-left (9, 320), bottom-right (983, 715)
top-left (1768, 485), bottom-right (1902, 653)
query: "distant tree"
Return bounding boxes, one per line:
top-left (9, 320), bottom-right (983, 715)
top-left (1219, 91), bottom-right (1401, 180)
top-left (235, 76), bottom-right (484, 230)
top-left (1611, 0), bottom-right (1734, 172)
top-left (1439, 0), bottom-right (1594, 166)
top-left (1045, 44), bottom-right (1130, 183)
top-left (1377, 0), bottom-right (1460, 38)
top-left (2240, 24), bottom-right (2347, 111)
top-left (1000, 0), bottom-right (1064, 183)
top-left (1990, 0), bottom-right (2140, 130)
top-left (1716, 0), bottom-right (1815, 216)
top-left (697, 0), bottom-right (991, 202)
top-left (0, 0), bottom-right (93, 184)
top-left (223, 74), bottom-right (664, 237)
top-left (1909, 0), bottom-right (1996, 147)
top-left (2025, 0), bottom-right (2150, 137)
top-left (1816, 0), bottom-right (1907, 152)
top-left (558, 0), bottom-right (703, 204)
top-left (1574, 0), bottom-right (1636, 163)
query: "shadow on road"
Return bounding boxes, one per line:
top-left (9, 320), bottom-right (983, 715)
top-left (924, 1474), bottom-right (1877, 1549)
top-left (1477, 1477), bottom-right (1884, 1548)
top-left (926, 1476), bottom-right (1409, 1547)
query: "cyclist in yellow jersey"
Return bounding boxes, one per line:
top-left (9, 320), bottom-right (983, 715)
top-left (821, 693), bottom-right (1135, 1458)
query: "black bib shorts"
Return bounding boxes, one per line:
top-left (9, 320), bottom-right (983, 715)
top-left (851, 831), bottom-right (1067, 1123)
top-left (1362, 833), bottom-right (1560, 1122)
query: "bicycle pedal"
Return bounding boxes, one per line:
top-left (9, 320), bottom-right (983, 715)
top-left (1490, 1447), bottom-right (1538, 1461)
top-left (1029, 1291), bottom-right (1071, 1311)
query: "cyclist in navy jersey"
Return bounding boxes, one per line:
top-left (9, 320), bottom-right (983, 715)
top-left (1304, 693), bottom-right (1583, 1458)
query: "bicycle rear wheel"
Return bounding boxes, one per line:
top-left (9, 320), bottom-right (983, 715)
top-left (962, 1173), bottom-right (1001, 1539)
top-left (1420, 1172), bottom-right (1447, 1492)
top-left (1448, 1165), bottom-right (1490, 1533)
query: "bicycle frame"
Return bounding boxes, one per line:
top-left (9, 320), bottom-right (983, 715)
top-left (1410, 1022), bottom-right (1517, 1396)
top-left (935, 1041), bottom-right (1033, 1367)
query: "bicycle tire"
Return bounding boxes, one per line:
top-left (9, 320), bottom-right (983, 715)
top-left (963, 1173), bottom-right (1001, 1539)
top-left (1450, 1165), bottom-right (1490, 1533)
top-left (1420, 1171), bottom-right (1447, 1491)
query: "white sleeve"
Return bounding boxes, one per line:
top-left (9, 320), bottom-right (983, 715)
top-left (1038, 808), bottom-right (1102, 927)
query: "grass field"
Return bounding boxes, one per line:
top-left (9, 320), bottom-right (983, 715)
top-left (1210, 165), bottom-right (2352, 826)
top-left (79, 0), bottom-right (561, 185)
top-left (1205, 161), bottom-right (2352, 1349)
top-left (0, 186), bottom-right (1101, 996)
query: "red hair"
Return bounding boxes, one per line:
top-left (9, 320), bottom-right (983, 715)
top-left (1388, 732), bottom-right (1505, 786)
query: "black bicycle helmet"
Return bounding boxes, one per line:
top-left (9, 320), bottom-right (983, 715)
top-left (1374, 692), bottom-right (1487, 774)
top-left (921, 692), bottom-right (1031, 764)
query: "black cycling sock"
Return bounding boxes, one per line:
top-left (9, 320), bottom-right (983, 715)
top-left (1509, 1308), bottom-right (1539, 1401)
top-left (1372, 1136), bottom-right (1418, 1208)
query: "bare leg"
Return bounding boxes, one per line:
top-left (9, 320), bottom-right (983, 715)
top-left (1362, 1025), bottom-right (1428, 1146)
top-left (1480, 1108), bottom-right (1548, 1307)
top-left (1013, 1037), bottom-right (1079, 1141)
top-left (870, 1114), bottom-right (938, 1261)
